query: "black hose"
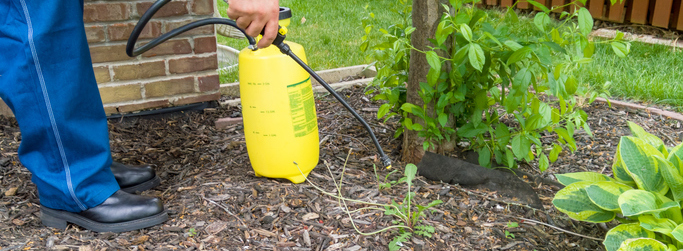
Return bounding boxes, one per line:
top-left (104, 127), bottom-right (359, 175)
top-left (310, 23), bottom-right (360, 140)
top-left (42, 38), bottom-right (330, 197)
top-left (126, 0), bottom-right (256, 57)
top-left (126, 0), bottom-right (392, 168)
top-left (275, 43), bottom-right (392, 168)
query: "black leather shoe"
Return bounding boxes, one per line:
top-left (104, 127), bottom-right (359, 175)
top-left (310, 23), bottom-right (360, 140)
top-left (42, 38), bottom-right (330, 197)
top-left (40, 190), bottom-right (168, 233)
top-left (111, 161), bottom-right (161, 193)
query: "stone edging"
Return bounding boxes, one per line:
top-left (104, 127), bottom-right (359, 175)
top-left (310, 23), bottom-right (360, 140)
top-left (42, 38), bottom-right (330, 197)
top-left (594, 97), bottom-right (683, 122)
top-left (589, 28), bottom-right (683, 49)
top-left (219, 77), bottom-right (374, 107)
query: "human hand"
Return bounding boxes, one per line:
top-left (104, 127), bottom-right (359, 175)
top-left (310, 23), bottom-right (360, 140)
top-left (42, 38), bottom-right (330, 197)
top-left (227, 0), bottom-right (280, 48)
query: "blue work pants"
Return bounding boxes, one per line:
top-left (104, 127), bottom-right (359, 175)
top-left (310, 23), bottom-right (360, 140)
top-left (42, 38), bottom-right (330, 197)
top-left (0, 0), bottom-right (119, 212)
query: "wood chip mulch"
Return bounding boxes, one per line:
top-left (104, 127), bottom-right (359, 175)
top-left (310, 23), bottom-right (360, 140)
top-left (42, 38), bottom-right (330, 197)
top-left (1, 85), bottom-right (682, 250)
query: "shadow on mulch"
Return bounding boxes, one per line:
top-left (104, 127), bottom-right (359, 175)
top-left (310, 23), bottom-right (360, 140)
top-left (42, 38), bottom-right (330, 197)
top-left (0, 85), bottom-right (682, 250)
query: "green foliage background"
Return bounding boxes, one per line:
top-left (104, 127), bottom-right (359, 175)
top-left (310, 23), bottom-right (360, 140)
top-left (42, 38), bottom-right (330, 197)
top-left (362, 0), bottom-right (629, 170)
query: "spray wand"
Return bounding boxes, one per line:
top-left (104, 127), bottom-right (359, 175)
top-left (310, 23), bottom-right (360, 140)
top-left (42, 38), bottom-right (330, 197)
top-left (126, 0), bottom-right (392, 169)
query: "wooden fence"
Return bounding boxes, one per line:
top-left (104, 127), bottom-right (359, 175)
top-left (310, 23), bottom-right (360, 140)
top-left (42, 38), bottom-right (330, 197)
top-left (483, 0), bottom-right (683, 31)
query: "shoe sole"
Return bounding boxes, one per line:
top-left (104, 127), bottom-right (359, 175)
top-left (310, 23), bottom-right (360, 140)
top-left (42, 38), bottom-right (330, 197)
top-left (41, 206), bottom-right (168, 233)
top-left (121, 175), bottom-right (161, 194)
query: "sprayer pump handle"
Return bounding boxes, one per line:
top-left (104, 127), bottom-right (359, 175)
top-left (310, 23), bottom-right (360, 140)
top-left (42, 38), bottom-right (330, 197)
top-left (251, 25), bottom-right (286, 51)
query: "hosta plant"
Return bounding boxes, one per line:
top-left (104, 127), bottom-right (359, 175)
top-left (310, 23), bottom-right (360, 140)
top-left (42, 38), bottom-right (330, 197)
top-left (552, 122), bottom-right (683, 251)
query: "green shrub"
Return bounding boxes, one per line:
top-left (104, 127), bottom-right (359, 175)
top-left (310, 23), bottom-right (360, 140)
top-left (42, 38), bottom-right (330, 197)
top-left (362, 0), bottom-right (628, 170)
top-left (553, 122), bottom-right (683, 251)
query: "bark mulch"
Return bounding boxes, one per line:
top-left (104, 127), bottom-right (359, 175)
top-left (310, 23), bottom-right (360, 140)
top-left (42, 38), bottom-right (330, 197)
top-left (1, 85), bottom-right (682, 250)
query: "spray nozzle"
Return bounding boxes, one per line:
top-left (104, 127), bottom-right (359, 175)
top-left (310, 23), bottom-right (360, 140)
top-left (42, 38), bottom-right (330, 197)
top-left (381, 156), bottom-right (392, 169)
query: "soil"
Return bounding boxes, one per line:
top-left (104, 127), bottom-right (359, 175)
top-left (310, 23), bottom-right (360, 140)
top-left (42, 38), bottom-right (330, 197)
top-left (1, 85), bottom-right (682, 251)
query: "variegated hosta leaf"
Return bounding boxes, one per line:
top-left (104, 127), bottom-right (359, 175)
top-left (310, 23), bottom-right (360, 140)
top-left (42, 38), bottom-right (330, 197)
top-left (658, 145), bottom-right (669, 158)
top-left (553, 181), bottom-right (615, 223)
top-left (668, 153), bottom-right (683, 176)
top-left (616, 238), bottom-right (667, 251)
top-left (654, 155), bottom-right (683, 201)
top-left (637, 215), bottom-right (676, 236)
top-left (619, 137), bottom-right (668, 194)
top-left (613, 146), bottom-right (636, 187)
top-left (555, 172), bottom-right (614, 186)
top-left (670, 223), bottom-right (683, 243)
top-left (585, 181), bottom-right (633, 212)
top-left (669, 144), bottom-right (683, 162)
top-left (618, 190), bottom-right (680, 217)
top-left (627, 121), bottom-right (665, 150)
top-left (655, 204), bottom-right (683, 225)
top-left (603, 223), bottom-right (656, 251)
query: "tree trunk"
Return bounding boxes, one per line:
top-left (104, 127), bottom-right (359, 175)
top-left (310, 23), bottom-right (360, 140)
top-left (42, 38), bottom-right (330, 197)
top-left (402, 0), bottom-right (447, 164)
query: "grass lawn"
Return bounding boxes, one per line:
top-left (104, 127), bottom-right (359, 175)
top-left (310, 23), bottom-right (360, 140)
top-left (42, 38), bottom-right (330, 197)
top-left (214, 1), bottom-right (683, 110)
top-left (488, 8), bottom-right (683, 110)
top-left (576, 41), bottom-right (683, 108)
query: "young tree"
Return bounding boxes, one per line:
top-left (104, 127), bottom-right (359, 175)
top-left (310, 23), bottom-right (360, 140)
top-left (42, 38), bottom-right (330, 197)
top-left (403, 0), bottom-right (449, 163)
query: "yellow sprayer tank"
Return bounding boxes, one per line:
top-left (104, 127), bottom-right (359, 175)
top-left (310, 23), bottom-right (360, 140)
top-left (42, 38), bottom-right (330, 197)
top-left (238, 37), bottom-right (319, 183)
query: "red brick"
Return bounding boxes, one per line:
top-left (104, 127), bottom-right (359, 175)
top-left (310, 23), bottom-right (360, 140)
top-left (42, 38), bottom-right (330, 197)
top-left (112, 61), bottom-right (166, 81)
top-left (99, 84), bottom-right (142, 104)
top-left (198, 74), bottom-right (219, 92)
top-left (136, 1), bottom-right (188, 18)
top-left (104, 100), bottom-right (170, 115)
top-left (192, 0), bottom-right (214, 15)
top-left (144, 77), bottom-right (196, 98)
top-left (89, 44), bottom-right (131, 63)
top-left (215, 117), bottom-right (243, 129)
top-left (165, 20), bottom-right (214, 36)
top-left (84, 3), bottom-right (130, 22)
top-left (172, 93), bottom-right (220, 106)
top-left (141, 39), bottom-right (192, 57)
top-left (104, 106), bottom-right (118, 115)
top-left (85, 25), bottom-right (106, 43)
top-left (108, 22), bottom-right (162, 42)
top-left (194, 36), bottom-right (217, 54)
top-left (168, 55), bottom-right (217, 74)
top-left (93, 66), bottom-right (110, 83)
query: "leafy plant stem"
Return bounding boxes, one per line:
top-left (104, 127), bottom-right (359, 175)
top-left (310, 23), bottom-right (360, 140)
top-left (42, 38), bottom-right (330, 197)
top-left (406, 178), bottom-right (412, 227)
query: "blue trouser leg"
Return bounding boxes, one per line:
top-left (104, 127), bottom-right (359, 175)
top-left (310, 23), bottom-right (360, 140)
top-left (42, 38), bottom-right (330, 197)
top-left (0, 0), bottom-right (119, 212)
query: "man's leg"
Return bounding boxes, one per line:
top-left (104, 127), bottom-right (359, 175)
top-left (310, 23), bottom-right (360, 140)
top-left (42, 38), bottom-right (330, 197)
top-left (0, 0), bottom-right (166, 232)
top-left (0, 0), bottom-right (118, 212)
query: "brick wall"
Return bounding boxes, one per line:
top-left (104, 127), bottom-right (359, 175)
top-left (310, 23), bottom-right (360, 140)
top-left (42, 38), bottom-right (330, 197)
top-left (0, 0), bottom-right (220, 117)
top-left (87, 0), bottom-right (220, 115)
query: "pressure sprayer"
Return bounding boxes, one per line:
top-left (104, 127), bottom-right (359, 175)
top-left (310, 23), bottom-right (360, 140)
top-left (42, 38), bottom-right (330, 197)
top-left (126, 0), bottom-right (391, 183)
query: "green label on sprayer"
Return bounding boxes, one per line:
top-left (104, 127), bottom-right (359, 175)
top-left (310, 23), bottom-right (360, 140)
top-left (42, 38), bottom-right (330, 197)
top-left (288, 77), bottom-right (317, 137)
